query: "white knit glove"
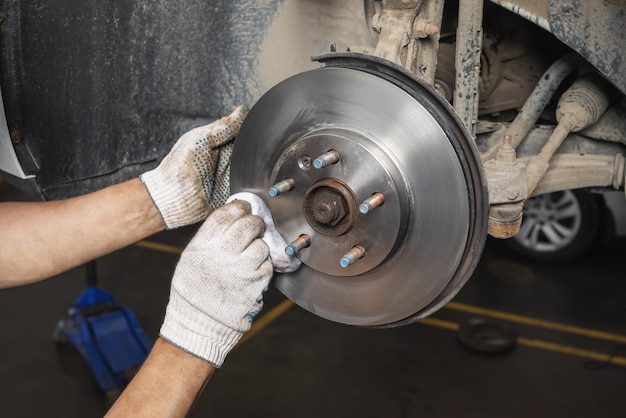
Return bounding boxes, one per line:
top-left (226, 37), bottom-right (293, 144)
top-left (140, 105), bottom-right (249, 230)
top-left (160, 200), bottom-right (273, 367)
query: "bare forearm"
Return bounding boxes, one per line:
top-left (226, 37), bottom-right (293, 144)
top-left (106, 338), bottom-right (214, 417)
top-left (0, 178), bottom-right (164, 288)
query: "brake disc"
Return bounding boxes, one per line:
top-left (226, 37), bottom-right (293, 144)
top-left (231, 53), bottom-right (488, 327)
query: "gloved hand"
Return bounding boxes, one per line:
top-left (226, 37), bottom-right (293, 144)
top-left (226, 192), bottom-right (301, 273)
top-left (140, 105), bottom-right (249, 230)
top-left (160, 199), bottom-right (273, 367)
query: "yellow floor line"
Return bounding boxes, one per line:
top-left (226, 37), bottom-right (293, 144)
top-left (135, 240), bottom-right (183, 255)
top-left (420, 317), bottom-right (460, 331)
top-left (419, 316), bottom-right (626, 366)
top-left (517, 337), bottom-right (626, 366)
top-left (135, 239), bottom-right (296, 349)
top-left (133, 240), bottom-right (626, 360)
top-left (445, 302), bottom-right (626, 345)
top-left (235, 299), bottom-right (295, 348)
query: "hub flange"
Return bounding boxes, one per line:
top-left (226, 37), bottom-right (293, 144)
top-left (231, 53), bottom-right (488, 327)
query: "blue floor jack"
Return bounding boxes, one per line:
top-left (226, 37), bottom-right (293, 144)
top-left (54, 261), bottom-right (153, 399)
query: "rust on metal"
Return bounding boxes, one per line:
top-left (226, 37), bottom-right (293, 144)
top-left (303, 178), bottom-right (359, 236)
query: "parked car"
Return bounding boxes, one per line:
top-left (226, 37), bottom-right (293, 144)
top-left (506, 190), bottom-right (626, 263)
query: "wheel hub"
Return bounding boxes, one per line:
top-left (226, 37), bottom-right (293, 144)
top-left (267, 128), bottom-right (407, 278)
top-left (231, 53), bottom-right (488, 326)
top-left (303, 178), bottom-right (357, 236)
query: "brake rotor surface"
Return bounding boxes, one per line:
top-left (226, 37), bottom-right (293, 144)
top-left (231, 53), bottom-right (487, 327)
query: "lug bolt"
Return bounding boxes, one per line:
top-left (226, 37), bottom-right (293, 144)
top-left (339, 246), bottom-right (366, 268)
top-left (507, 189), bottom-right (520, 201)
top-left (313, 150), bottom-right (340, 169)
top-left (268, 178), bottom-right (296, 197)
top-left (359, 193), bottom-right (385, 214)
top-left (285, 234), bottom-right (311, 256)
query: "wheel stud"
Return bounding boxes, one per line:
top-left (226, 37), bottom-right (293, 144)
top-left (340, 246), bottom-right (366, 268)
top-left (285, 234), bottom-right (311, 256)
top-left (268, 178), bottom-right (296, 197)
top-left (313, 150), bottom-right (340, 169)
top-left (359, 193), bottom-right (385, 214)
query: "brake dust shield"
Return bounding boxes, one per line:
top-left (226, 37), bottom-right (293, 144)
top-left (231, 53), bottom-right (487, 327)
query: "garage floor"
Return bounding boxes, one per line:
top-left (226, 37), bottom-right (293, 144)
top-left (2, 180), bottom-right (626, 417)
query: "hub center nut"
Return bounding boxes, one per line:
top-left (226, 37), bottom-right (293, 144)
top-left (304, 178), bottom-right (358, 236)
top-left (312, 190), bottom-right (344, 225)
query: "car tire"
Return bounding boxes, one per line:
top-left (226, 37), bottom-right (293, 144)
top-left (505, 190), bottom-right (602, 263)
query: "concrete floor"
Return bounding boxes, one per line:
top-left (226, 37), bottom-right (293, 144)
top-left (2, 179), bottom-right (626, 417)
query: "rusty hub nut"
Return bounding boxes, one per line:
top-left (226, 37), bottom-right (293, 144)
top-left (312, 189), bottom-right (347, 225)
top-left (304, 178), bottom-right (358, 236)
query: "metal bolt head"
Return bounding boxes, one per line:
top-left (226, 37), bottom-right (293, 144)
top-left (303, 178), bottom-right (359, 237)
top-left (314, 201), bottom-right (339, 224)
top-left (312, 189), bottom-right (348, 226)
top-left (507, 189), bottom-right (520, 201)
top-left (413, 19), bottom-right (439, 39)
top-left (299, 156), bottom-right (312, 170)
top-left (10, 130), bottom-right (22, 144)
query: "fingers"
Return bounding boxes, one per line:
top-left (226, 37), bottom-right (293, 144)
top-left (203, 199), bottom-right (251, 233)
top-left (208, 105), bottom-right (249, 148)
top-left (208, 142), bottom-right (234, 211)
top-left (241, 238), bottom-right (271, 271)
top-left (224, 213), bottom-right (266, 254)
top-left (221, 105), bottom-right (249, 130)
top-left (175, 105), bottom-right (249, 153)
top-left (202, 200), bottom-right (266, 254)
top-left (188, 105), bottom-right (249, 149)
top-left (226, 192), bottom-right (302, 273)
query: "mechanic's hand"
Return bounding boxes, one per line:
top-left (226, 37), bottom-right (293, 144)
top-left (227, 192), bottom-right (301, 273)
top-left (140, 105), bottom-right (248, 229)
top-left (160, 200), bottom-right (273, 367)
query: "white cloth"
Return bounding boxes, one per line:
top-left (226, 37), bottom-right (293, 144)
top-left (227, 192), bottom-right (302, 273)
